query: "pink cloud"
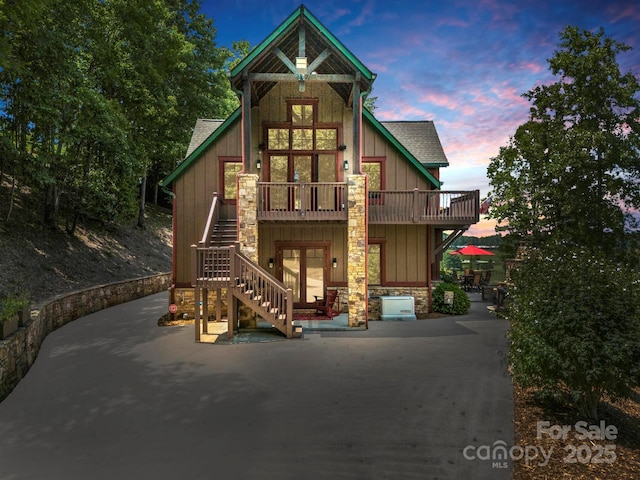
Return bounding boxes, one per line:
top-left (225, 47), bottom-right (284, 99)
top-left (607, 3), bottom-right (640, 23)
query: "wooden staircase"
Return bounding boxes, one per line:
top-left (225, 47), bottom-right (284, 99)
top-left (192, 244), bottom-right (298, 340)
top-left (192, 193), bottom-right (299, 341)
top-left (210, 218), bottom-right (237, 247)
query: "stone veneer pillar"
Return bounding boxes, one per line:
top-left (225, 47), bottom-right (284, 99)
top-left (237, 174), bottom-right (259, 262)
top-left (347, 174), bottom-right (367, 326)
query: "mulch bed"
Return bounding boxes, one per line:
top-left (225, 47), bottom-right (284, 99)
top-left (512, 385), bottom-right (640, 479)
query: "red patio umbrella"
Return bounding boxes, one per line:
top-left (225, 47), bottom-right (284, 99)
top-left (449, 245), bottom-right (494, 270)
top-left (454, 245), bottom-right (495, 256)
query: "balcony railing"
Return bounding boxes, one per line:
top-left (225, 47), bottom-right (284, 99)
top-left (256, 182), bottom-right (479, 226)
top-left (258, 182), bottom-right (347, 221)
top-left (368, 189), bottom-right (479, 225)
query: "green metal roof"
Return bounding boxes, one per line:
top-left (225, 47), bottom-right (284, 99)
top-left (229, 5), bottom-right (375, 83)
top-left (363, 109), bottom-right (442, 189)
top-left (160, 109), bottom-right (241, 187)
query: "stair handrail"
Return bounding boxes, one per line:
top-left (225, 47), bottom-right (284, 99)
top-left (231, 244), bottom-right (294, 338)
top-left (199, 192), bottom-right (221, 248)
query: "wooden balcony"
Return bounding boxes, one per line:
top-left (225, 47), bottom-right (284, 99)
top-left (257, 182), bottom-right (348, 221)
top-left (256, 182), bottom-right (479, 226)
top-left (368, 189), bottom-right (479, 227)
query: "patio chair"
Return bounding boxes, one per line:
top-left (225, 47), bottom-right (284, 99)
top-left (482, 271), bottom-right (492, 286)
top-left (472, 271), bottom-right (483, 291)
top-left (313, 289), bottom-right (341, 317)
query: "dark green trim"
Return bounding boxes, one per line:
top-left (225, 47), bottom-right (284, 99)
top-left (161, 109), bottom-right (241, 187)
top-left (363, 109), bottom-right (442, 189)
top-left (230, 5), bottom-right (374, 82)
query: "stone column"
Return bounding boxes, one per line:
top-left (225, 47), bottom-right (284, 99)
top-left (237, 174), bottom-right (259, 262)
top-left (347, 174), bottom-right (367, 326)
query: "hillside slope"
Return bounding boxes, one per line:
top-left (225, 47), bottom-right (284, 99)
top-left (0, 179), bottom-right (172, 305)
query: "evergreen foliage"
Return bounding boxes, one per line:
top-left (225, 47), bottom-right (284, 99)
top-left (487, 26), bottom-right (640, 419)
top-left (0, 0), bottom-right (242, 232)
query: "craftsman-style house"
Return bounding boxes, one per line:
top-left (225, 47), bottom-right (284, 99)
top-left (161, 5), bottom-right (479, 339)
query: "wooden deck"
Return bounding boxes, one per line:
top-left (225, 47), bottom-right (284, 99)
top-left (256, 182), bottom-right (479, 226)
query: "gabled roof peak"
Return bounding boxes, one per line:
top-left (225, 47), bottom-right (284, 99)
top-left (229, 4), bottom-right (375, 104)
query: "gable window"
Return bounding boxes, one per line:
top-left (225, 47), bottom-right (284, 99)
top-left (264, 99), bottom-right (341, 183)
top-left (363, 157), bottom-right (386, 204)
top-left (220, 158), bottom-right (242, 202)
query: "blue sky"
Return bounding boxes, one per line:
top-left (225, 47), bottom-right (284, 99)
top-left (199, 0), bottom-right (640, 236)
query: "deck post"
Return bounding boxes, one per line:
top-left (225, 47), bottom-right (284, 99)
top-left (202, 288), bottom-right (208, 334)
top-left (286, 287), bottom-right (293, 339)
top-left (194, 286), bottom-right (201, 342)
top-left (216, 287), bottom-right (222, 323)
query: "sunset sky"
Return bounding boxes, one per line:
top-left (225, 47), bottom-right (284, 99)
top-left (200, 0), bottom-right (640, 236)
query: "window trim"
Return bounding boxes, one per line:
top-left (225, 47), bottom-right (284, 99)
top-left (219, 157), bottom-right (242, 203)
top-left (367, 238), bottom-right (386, 286)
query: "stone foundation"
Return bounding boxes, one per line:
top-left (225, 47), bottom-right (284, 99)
top-left (0, 273), bottom-right (170, 402)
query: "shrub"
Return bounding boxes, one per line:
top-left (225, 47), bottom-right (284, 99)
top-left (508, 244), bottom-right (640, 420)
top-left (0, 293), bottom-right (30, 323)
top-left (432, 282), bottom-right (470, 315)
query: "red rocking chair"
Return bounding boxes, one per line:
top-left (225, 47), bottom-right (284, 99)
top-left (313, 290), bottom-right (341, 317)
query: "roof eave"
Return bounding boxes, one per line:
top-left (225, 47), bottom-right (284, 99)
top-left (161, 109), bottom-right (241, 187)
top-left (229, 6), bottom-right (375, 86)
top-left (363, 109), bottom-right (442, 189)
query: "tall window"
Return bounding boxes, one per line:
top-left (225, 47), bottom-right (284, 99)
top-left (362, 158), bottom-right (385, 190)
top-left (264, 100), bottom-right (341, 182)
top-left (368, 241), bottom-right (383, 285)
top-left (220, 158), bottom-right (242, 201)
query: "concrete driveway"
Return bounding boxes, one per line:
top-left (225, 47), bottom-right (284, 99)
top-left (0, 292), bottom-right (513, 480)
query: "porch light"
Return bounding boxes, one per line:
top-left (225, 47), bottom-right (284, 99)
top-left (256, 158), bottom-right (261, 170)
top-left (268, 258), bottom-right (274, 269)
top-left (343, 160), bottom-right (349, 171)
top-left (332, 258), bottom-right (338, 269)
top-left (258, 143), bottom-right (265, 154)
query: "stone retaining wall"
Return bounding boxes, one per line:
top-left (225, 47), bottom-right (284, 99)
top-left (0, 273), bottom-right (171, 402)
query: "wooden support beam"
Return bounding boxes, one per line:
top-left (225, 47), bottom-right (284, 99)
top-left (249, 72), bottom-right (354, 83)
top-left (274, 48), bottom-right (297, 74)
top-left (298, 23), bottom-right (305, 58)
top-left (242, 73), bottom-right (251, 171)
top-left (307, 49), bottom-right (330, 73)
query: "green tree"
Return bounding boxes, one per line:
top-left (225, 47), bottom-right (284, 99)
top-left (0, 0), bottom-right (239, 232)
top-left (487, 26), bottom-right (640, 252)
top-left (508, 243), bottom-right (640, 419)
top-left (487, 26), bottom-right (640, 419)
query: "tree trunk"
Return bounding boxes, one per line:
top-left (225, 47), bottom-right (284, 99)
top-left (6, 176), bottom-right (16, 221)
top-left (137, 175), bottom-right (147, 229)
top-left (44, 184), bottom-right (60, 228)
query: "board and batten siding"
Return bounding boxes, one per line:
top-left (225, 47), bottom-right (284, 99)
top-left (173, 122), bottom-right (242, 286)
top-left (361, 122), bottom-right (433, 191)
top-left (369, 224), bottom-right (429, 285)
top-left (258, 82), bottom-right (346, 123)
top-left (258, 224), bottom-right (348, 284)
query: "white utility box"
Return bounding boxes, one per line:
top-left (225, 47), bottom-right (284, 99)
top-left (379, 296), bottom-right (417, 321)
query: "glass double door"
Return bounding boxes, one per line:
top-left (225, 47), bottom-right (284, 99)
top-left (270, 154), bottom-right (337, 183)
top-left (269, 154), bottom-right (337, 212)
top-left (278, 245), bottom-right (327, 307)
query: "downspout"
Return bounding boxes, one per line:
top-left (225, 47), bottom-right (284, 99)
top-left (230, 79), bottom-right (246, 174)
top-left (230, 80), bottom-right (245, 237)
